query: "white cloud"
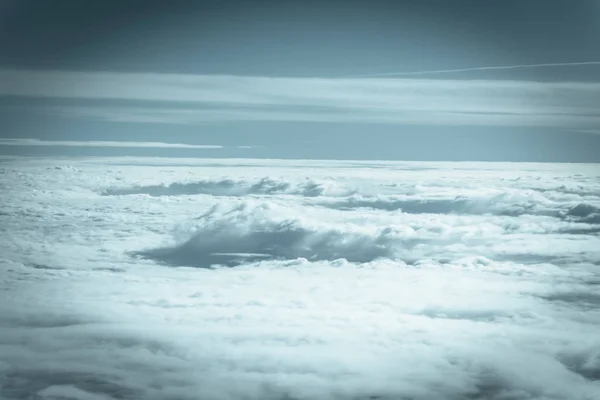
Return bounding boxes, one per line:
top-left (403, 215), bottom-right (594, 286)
top-left (0, 138), bottom-right (223, 149)
top-left (1, 157), bottom-right (600, 400)
top-left (1, 69), bottom-right (599, 127)
top-left (100, 177), bottom-right (355, 197)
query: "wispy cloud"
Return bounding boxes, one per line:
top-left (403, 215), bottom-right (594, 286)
top-left (0, 138), bottom-right (223, 149)
top-left (1, 69), bottom-right (599, 128)
top-left (345, 60), bottom-right (600, 77)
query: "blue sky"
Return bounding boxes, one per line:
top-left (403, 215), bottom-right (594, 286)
top-left (1, 0), bottom-right (599, 161)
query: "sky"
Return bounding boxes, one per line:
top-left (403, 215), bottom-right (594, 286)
top-left (1, 0), bottom-right (600, 161)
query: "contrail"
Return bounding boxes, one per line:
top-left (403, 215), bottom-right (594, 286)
top-left (345, 61), bottom-right (600, 78)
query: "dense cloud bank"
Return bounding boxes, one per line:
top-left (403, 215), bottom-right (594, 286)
top-left (1, 157), bottom-right (600, 400)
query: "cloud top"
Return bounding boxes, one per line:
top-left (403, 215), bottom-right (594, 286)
top-left (1, 144), bottom-right (600, 400)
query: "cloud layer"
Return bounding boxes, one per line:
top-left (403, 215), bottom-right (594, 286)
top-left (1, 156), bottom-right (600, 400)
top-left (2, 69), bottom-right (599, 127)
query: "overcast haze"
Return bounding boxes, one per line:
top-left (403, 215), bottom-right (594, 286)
top-left (1, 0), bottom-right (600, 161)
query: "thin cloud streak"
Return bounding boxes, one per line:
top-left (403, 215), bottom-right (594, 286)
top-left (0, 138), bottom-right (223, 149)
top-left (346, 61), bottom-right (600, 77)
top-left (35, 104), bottom-right (600, 128)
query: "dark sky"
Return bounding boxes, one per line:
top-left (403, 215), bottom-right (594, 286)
top-left (2, 0), bottom-right (600, 78)
top-left (1, 0), bottom-right (599, 161)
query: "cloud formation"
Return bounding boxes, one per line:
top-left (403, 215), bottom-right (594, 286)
top-left (101, 177), bottom-right (354, 197)
top-left (1, 157), bottom-right (600, 400)
top-left (1, 69), bottom-right (599, 127)
top-left (0, 138), bottom-right (222, 149)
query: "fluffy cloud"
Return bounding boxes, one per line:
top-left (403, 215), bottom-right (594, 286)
top-left (101, 177), bottom-right (355, 197)
top-left (1, 69), bottom-right (599, 127)
top-left (1, 157), bottom-right (600, 400)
